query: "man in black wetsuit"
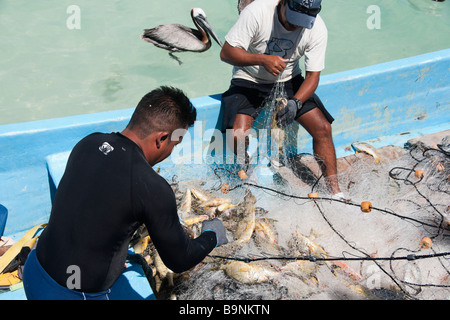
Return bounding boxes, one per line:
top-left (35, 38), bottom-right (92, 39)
top-left (23, 86), bottom-right (227, 300)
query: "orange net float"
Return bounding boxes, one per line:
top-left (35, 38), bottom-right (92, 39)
top-left (308, 192), bottom-right (319, 200)
top-left (421, 237), bottom-right (432, 249)
top-left (360, 201), bottom-right (372, 213)
top-left (415, 169), bottom-right (425, 179)
top-left (221, 184), bottom-right (230, 194)
top-left (238, 169), bottom-right (248, 180)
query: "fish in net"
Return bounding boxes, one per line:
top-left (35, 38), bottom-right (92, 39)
top-left (129, 83), bottom-right (450, 300)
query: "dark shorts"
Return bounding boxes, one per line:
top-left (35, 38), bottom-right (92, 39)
top-left (22, 249), bottom-right (156, 300)
top-left (217, 75), bottom-right (334, 132)
top-left (23, 249), bottom-right (112, 300)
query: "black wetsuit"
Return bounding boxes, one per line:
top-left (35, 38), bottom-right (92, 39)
top-left (36, 132), bottom-right (216, 293)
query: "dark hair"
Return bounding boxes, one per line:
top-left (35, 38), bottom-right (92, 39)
top-left (127, 86), bottom-right (196, 139)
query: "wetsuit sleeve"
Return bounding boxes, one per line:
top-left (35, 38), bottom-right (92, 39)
top-left (133, 172), bottom-right (217, 273)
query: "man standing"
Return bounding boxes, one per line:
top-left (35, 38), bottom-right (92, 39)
top-left (219, 0), bottom-right (345, 198)
top-left (23, 86), bottom-right (227, 299)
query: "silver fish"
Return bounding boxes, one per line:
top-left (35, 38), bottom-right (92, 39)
top-left (351, 141), bottom-right (383, 163)
top-left (234, 191), bottom-right (257, 243)
top-left (220, 261), bottom-right (278, 284)
top-left (288, 230), bottom-right (328, 259)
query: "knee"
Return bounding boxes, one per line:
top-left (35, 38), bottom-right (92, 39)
top-left (312, 121), bottom-right (332, 140)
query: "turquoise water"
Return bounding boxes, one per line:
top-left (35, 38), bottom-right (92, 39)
top-left (0, 0), bottom-right (449, 125)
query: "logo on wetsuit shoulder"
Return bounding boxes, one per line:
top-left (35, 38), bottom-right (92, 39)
top-left (99, 142), bottom-right (114, 155)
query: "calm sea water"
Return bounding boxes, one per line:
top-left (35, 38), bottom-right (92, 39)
top-left (0, 0), bottom-right (449, 125)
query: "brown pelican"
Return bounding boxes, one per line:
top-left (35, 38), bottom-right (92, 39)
top-left (141, 8), bottom-right (223, 64)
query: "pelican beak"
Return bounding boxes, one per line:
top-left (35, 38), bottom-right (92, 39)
top-left (194, 14), bottom-right (223, 47)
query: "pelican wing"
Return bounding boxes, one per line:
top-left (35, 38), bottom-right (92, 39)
top-left (142, 24), bottom-right (209, 52)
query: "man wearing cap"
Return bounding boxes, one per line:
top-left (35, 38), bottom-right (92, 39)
top-left (219, 0), bottom-right (345, 199)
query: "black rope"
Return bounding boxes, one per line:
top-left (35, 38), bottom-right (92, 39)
top-left (388, 146), bottom-right (448, 238)
top-left (208, 251), bottom-right (450, 263)
top-left (206, 145), bottom-right (450, 297)
top-left (241, 182), bottom-right (443, 231)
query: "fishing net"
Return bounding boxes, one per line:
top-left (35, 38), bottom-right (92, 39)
top-left (133, 83), bottom-right (450, 300)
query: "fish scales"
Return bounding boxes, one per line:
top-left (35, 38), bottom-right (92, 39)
top-left (281, 260), bottom-right (318, 278)
top-left (288, 231), bottom-right (328, 259)
top-left (220, 261), bottom-right (278, 284)
top-left (234, 191), bottom-right (257, 243)
top-left (254, 218), bottom-right (278, 244)
top-left (351, 141), bottom-right (383, 163)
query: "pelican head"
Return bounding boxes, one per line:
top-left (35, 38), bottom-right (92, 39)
top-left (191, 8), bottom-right (223, 48)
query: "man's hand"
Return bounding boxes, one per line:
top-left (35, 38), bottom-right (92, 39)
top-left (220, 42), bottom-right (288, 77)
top-left (261, 55), bottom-right (289, 77)
top-left (201, 218), bottom-right (228, 247)
top-left (276, 99), bottom-right (301, 127)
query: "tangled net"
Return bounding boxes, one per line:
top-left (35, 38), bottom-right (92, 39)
top-left (185, 140), bottom-right (449, 300)
top-left (131, 82), bottom-right (450, 300)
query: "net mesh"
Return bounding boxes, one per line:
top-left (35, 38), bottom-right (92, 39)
top-left (131, 83), bottom-right (450, 300)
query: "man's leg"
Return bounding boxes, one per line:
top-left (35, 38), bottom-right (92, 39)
top-left (229, 114), bottom-right (255, 166)
top-left (296, 108), bottom-right (341, 195)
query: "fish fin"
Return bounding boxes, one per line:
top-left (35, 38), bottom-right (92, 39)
top-left (308, 228), bottom-right (321, 240)
top-left (374, 156), bottom-right (384, 164)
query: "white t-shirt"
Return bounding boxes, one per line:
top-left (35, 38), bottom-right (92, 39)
top-left (225, 0), bottom-right (327, 84)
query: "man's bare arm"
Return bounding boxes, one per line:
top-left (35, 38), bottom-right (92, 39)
top-left (294, 71), bottom-right (320, 102)
top-left (220, 41), bottom-right (288, 77)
